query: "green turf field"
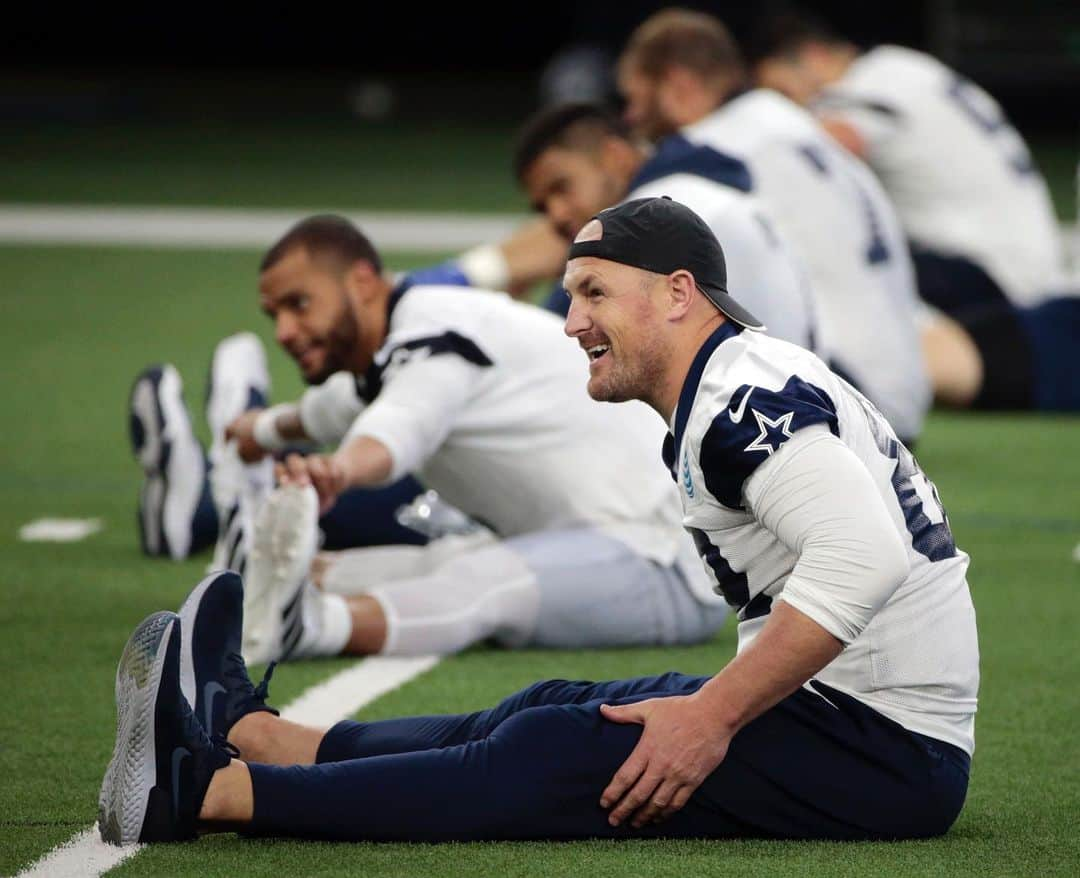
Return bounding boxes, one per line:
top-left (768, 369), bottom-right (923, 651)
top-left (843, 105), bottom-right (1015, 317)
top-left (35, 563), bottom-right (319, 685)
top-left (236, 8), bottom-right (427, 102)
top-left (1, 117), bottom-right (1078, 875)
top-left (1, 242), bottom-right (1078, 877)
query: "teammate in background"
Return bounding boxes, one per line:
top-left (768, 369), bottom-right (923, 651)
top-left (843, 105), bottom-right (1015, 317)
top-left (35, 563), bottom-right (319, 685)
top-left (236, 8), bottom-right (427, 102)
top-left (99, 198), bottom-right (978, 846)
top-left (614, 9), bottom-right (930, 443)
top-left (749, 9), bottom-right (1080, 411)
top-left (232, 212), bottom-right (727, 663)
top-left (508, 102), bottom-right (821, 353)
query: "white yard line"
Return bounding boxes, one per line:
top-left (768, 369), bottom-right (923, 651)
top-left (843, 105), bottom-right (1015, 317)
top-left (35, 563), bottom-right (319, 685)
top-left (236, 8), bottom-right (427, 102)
top-left (14, 655), bottom-right (442, 878)
top-left (18, 518), bottom-right (104, 543)
top-left (0, 205), bottom-right (525, 252)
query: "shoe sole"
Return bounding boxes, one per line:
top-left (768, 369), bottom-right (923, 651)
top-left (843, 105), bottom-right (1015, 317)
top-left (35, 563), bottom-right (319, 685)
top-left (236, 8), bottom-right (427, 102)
top-left (130, 366), bottom-right (205, 560)
top-left (98, 611), bottom-right (178, 846)
top-left (242, 485), bottom-right (319, 665)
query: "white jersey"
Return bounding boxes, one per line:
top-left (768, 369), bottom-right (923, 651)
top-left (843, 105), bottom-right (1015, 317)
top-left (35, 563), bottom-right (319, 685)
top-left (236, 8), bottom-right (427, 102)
top-left (342, 283), bottom-right (709, 590)
top-left (627, 142), bottom-right (821, 352)
top-left (817, 45), bottom-right (1066, 305)
top-left (669, 323), bottom-right (978, 753)
top-left (681, 89), bottom-right (929, 441)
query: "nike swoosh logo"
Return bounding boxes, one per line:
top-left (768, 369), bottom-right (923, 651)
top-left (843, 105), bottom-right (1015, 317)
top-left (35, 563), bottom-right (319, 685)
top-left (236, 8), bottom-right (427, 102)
top-left (203, 681), bottom-right (226, 737)
top-left (729, 386), bottom-right (756, 423)
top-left (171, 747), bottom-right (191, 817)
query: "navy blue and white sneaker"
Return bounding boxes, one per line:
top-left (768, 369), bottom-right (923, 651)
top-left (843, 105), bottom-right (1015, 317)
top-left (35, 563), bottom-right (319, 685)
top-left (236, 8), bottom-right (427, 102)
top-left (98, 611), bottom-right (233, 845)
top-left (129, 364), bottom-right (217, 560)
top-left (177, 570), bottom-right (278, 742)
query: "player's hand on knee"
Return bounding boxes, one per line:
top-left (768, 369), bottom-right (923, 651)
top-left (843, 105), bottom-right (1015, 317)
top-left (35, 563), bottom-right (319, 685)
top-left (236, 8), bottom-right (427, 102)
top-left (599, 695), bottom-right (731, 828)
top-left (225, 410), bottom-right (268, 462)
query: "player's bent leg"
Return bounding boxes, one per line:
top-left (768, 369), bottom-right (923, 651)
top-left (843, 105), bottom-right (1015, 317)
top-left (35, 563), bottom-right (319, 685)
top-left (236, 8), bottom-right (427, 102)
top-left (504, 528), bottom-right (729, 649)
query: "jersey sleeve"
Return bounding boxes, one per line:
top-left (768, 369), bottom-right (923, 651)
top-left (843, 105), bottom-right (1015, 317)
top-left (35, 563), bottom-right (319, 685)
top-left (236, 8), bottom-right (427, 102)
top-left (698, 375), bottom-right (838, 509)
top-left (814, 88), bottom-right (903, 152)
top-left (343, 331), bottom-right (493, 482)
top-left (298, 371), bottom-right (366, 446)
top-left (743, 428), bottom-right (910, 644)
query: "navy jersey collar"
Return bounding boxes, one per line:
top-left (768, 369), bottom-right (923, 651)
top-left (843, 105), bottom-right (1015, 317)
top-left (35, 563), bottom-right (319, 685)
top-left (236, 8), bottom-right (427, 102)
top-left (387, 278), bottom-right (411, 324)
top-left (669, 322), bottom-right (742, 461)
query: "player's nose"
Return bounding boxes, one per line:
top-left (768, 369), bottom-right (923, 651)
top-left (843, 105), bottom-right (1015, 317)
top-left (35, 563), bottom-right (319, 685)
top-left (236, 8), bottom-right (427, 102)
top-left (563, 297), bottom-right (590, 337)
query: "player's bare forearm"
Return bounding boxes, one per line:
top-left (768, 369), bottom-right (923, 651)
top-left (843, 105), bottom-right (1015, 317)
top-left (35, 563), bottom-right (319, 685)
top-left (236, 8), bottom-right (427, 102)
top-left (331, 435), bottom-right (394, 488)
top-left (498, 219), bottom-right (569, 295)
top-left (695, 601), bottom-right (843, 733)
top-left (276, 436), bottom-right (393, 514)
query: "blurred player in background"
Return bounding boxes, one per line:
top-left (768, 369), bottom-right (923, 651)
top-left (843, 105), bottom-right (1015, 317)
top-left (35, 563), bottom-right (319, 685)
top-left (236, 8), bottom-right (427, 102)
top-left (614, 8), bottom-right (930, 444)
top-left (750, 9), bottom-right (1080, 412)
top-left (511, 102), bottom-right (821, 353)
top-left (235, 213), bottom-right (728, 662)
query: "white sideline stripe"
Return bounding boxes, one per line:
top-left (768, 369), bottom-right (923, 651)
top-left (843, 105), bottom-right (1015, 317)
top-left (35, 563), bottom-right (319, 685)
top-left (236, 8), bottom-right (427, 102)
top-left (14, 655), bottom-right (442, 878)
top-left (0, 205), bottom-right (525, 252)
top-left (18, 518), bottom-right (103, 542)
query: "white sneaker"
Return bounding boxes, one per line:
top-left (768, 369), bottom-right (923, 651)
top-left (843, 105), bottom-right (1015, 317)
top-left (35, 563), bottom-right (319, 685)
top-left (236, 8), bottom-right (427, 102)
top-left (205, 333), bottom-right (274, 573)
top-left (205, 332), bottom-right (270, 447)
top-left (242, 484), bottom-right (321, 665)
top-left (129, 364), bottom-right (208, 559)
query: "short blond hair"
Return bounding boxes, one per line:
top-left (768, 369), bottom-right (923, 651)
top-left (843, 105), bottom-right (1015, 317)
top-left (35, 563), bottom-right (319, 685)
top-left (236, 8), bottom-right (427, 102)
top-left (620, 8), bottom-right (744, 83)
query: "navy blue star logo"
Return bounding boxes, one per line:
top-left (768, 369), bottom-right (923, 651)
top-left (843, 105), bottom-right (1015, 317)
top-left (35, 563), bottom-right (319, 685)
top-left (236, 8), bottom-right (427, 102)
top-left (744, 409), bottom-right (794, 455)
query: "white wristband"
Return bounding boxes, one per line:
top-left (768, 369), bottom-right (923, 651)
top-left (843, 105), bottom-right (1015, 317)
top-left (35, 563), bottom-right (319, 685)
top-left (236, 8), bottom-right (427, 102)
top-left (252, 404), bottom-right (297, 451)
top-left (456, 243), bottom-right (510, 291)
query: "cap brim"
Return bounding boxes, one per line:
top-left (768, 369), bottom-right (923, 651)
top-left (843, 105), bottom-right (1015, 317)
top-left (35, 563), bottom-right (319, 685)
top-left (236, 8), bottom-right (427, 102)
top-left (698, 284), bottom-right (766, 331)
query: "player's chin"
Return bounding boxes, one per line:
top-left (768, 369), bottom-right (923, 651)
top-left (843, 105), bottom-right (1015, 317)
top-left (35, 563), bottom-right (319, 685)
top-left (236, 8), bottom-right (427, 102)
top-left (586, 373), bottom-right (630, 403)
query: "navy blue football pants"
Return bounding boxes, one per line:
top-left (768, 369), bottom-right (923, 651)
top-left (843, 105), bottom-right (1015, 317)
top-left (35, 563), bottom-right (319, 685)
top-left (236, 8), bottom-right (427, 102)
top-left (246, 672), bottom-right (970, 842)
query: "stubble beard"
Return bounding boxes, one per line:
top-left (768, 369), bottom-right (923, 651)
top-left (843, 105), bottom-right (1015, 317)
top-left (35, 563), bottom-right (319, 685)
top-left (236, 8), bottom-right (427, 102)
top-left (305, 293), bottom-right (361, 385)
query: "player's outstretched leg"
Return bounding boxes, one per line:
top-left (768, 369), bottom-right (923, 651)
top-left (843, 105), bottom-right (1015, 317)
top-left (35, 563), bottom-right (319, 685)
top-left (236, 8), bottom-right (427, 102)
top-left (129, 364), bottom-right (217, 560)
top-left (98, 611), bottom-right (234, 845)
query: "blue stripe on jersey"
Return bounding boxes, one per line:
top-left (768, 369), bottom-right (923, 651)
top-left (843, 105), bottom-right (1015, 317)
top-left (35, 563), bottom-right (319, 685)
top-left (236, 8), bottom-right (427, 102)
top-left (689, 526), bottom-right (749, 608)
top-left (630, 134), bottom-right (754, 193)
top-left (699, 376), bottom-right (839, 509)
top-left (669, 323), bottom-right (743, 471)
top-left (397, 263), bottom-right (472, 294)
top-left (361, 331), bottom-right (494, 402)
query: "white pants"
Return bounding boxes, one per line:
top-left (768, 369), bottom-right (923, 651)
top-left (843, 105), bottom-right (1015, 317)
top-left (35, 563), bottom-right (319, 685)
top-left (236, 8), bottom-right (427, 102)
top-left (321, 528), bottom-right (729, 656)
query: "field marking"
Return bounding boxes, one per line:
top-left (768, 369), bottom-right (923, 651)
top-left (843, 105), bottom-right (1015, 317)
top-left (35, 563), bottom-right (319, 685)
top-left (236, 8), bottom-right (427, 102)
top-left (18, 518), bottom-right (104, 543)
top-left (14, 654), bottom-right (442, 878)
top-left (0, 205), bottom-right (524, 252)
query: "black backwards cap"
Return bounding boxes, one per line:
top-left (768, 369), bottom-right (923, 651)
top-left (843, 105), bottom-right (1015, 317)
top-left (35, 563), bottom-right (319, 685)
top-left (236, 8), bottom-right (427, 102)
top-left (567, 196), bottom-right (765, 331)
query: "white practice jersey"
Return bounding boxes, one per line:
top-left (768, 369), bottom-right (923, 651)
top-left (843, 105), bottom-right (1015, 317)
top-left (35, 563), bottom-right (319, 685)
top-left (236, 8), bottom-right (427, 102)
top-left (817, 45), bottom-right (1066, 305)
top-left (342, 283), bottom-right (709, 588)
top-left (681, 89), bottom-right (930, 441)
top-left (668, 323), bottom-right (978, 753)
top-left (630, 172), bottom-right (820, 353)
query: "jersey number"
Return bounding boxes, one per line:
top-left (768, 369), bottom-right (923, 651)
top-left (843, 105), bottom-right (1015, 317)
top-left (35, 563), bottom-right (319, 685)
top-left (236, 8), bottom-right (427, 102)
top-left (946, 76), bottom-right (1034, 176)
top-left (796, 143), bottom-right (890, 265)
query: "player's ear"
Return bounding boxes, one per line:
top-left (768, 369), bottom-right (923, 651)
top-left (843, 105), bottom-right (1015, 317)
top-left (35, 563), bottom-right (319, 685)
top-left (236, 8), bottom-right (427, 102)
top-left (345, 259), bottom-right (380, 304)
top-left (666, 270), bottom-right (696, 321)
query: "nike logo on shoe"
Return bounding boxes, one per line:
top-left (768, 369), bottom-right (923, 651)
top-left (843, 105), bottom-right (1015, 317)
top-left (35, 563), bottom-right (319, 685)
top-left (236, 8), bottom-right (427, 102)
top-left (203, 681), bottom-right (226, 736)
top-left (171, 747), bottom-right (191, 818)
